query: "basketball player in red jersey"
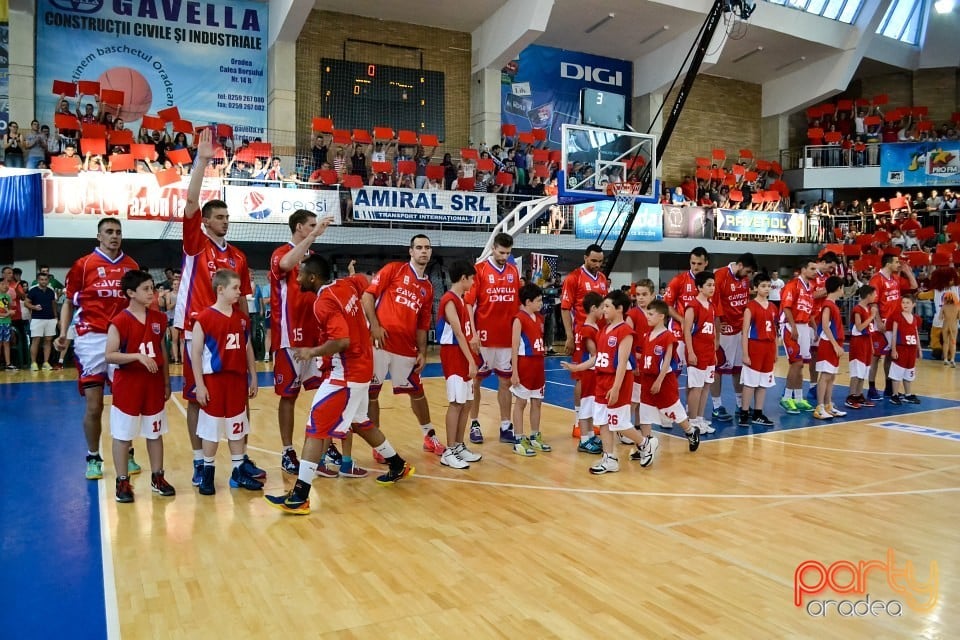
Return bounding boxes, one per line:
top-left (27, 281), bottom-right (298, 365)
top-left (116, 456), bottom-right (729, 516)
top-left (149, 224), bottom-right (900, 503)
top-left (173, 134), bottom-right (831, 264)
top-left (867, 253), bottom-right (917, 399)
top-left (175, 127), bottom-right (260, 486)
top-left (465, 232), bottom-right (521, 444)
top-left (805, 251), bottom-right (838, 403)
top-left (561, 244), bottom-right (609, 433)
top-left (269, 209), bottom-right (334, 474)
top-left (709, 252), bottom-right (757, 422)
top-left (56, 218), bottom-right (140, 480)
top-left (663, 246), bottom-right (709, 324)
top-left (362, 234), bottom-right (437, 455)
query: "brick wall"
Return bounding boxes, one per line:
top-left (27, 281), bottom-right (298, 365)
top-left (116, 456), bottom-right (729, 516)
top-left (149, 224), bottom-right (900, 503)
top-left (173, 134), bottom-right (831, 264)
top-left (661, 75), bottom-right (762, 188)
top-left (295, 11), bottom-right (471, 159)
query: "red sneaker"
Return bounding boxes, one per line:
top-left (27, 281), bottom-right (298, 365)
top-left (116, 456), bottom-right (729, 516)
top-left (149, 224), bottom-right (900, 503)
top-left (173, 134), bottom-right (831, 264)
top-left (423, 433), bottom-right (445, 456)
top-left (571, 423), bottom-right (581, 438)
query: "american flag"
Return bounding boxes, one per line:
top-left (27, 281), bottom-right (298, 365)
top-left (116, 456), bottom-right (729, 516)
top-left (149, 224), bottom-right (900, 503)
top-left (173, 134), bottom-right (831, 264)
top-left (531, 253), bottom-right (559, 286)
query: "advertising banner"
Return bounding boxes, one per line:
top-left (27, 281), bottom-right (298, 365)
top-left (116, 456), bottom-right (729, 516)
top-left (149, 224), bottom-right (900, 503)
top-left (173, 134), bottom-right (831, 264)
top-left (0, 0), bottom-right (8, 134)
top-left (223, 185), bottom-right (342, 225)
top-left (501, 44), bottom-right (632, 147)
top-left (350, 186), bottom-right (496, 224)
top-left (35, 0), bottom-right (268, 138)
top-left (715, 208), bottom-right (806, 238)
top-left (41, 172), bottom-right (221, 221)
top-left (662, 205), bottom-right (712, 239)
top-left (880, 141), bottom-right (960, 187)
top-left (573, 200), bottom-right (663, 242)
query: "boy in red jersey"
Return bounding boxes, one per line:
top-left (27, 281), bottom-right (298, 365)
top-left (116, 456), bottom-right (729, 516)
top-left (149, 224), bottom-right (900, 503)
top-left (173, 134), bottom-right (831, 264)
top-left (684, 271), bottom-right (718, 434)
top-left (56, 218), bottom-right (140, 480)
top-left (805, 252), bottom-right (839, 403)
top-left (362, 234), bottom-right (437, 454)
top-left (887, 296), bottom-right (923, 406)
top-left (176, 129), bottom-right (257, 486)
top-left (561, 244), bottom-right (609, 435)
top-left (813, 276), bottom-right (846, 420)
top-left (561, 292), bottom-right (604, 454)
top-left (663, 247), bottom-right (710, 324)
top-left (269, 209), bottom-right (334, 474)
top-left (632, 299), bottom-right (701, 471)
top-left (779, 259), bottom-right (817, 414)
top-left (867, 253), bottom-right (918, 400)
top-left (465, 233), bottom-right (520, 444)
top-left (266, 256), bottom-right (413, 515)
top-left (626, 279), bottom-right (654, 431)
top-left (740, 273), bottom-right (777, 426)
top-left (437, 260), bottom-right (482, 469)
top-left (105, 271), bottom-right (175, 503)
top-left (845, 285), bottom-right (878, 409)
top-left (510, 283), bottom-right (551, 456)
top-left (190, 270), bottom-right (261, 496)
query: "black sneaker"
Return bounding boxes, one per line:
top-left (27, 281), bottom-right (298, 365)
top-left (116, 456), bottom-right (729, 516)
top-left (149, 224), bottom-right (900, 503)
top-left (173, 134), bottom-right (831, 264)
top-left (751, 413), bottom-right (775, 426)
top-left (150, 471), bottom-right (176, 497)
top-left (737, 410), bottom-right (751, 427)
top-left (888, 394), bottom-right (903, 406)
top-left (375, 461), bottom-right (415, 485)
top-left (115, 476), bottom-right (134, 503)
top-left (686, 427), bottom-right (700, 452)
top-left (198, 465), bottom-right (216, 495)
top-left (323, 443), bottom-right (343, 466)
top-left (281, 448), bottom-right (300, 475)
top-left (230, 466), bottom-right (264, 491)
top-left (903, 394), bottom-right (920, 404)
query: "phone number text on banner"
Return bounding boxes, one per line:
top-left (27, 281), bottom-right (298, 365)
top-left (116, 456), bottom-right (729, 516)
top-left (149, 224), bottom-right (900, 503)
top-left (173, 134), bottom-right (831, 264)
top-left (224, 186), bottom-right (342, 225)
top-left (715, 209), bottom-right (806, 237)
top-left (351, 187), bottom-right (497, 224)
top-left (573, 200), bottom-right (663, 241)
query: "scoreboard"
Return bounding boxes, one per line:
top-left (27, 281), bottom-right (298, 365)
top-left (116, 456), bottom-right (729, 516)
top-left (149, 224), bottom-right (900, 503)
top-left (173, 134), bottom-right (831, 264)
top-left (321, 58), bottom-right (445, 140)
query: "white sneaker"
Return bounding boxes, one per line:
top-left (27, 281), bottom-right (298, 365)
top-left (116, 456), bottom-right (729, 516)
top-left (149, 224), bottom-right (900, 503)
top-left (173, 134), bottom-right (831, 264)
top-left (440, 447), bottom-right (469, 469)
top-left (453, 442), bottom-right (482, 463)
top-left (617, 433), bottom-right (634, 445)
top-left (589, 453), bottom-right (620, 474)
top-left (631, 436), bottom-right (660, 467)
top-left (828, 405), bottom-right (847, 417)
top-left (696, 418), bottom-right (716, 434)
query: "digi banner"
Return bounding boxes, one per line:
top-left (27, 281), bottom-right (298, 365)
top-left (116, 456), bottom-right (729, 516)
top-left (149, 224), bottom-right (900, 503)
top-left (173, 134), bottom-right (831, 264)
top-left (715, 209), bottom-right (806, 238)
top-left (880, 141), bottom-right (960, 188)
top-left (350, 187), bottom-right (496, 224)
top-left (501, 44), bottom-right (632, 148)
top-left (42, 173), bottom-right (221, 221)
top-left (573, 200), bottom-right (663, 242)
top-left (662, 205), bottom-right (712, 239)
top-left (224, 185), bottom-right (342, 225)
top-left (35, 0), bottom-right (267, 138)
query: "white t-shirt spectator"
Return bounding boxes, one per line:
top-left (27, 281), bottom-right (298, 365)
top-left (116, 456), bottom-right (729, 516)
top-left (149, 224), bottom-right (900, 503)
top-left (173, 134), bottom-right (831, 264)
top-left (769, 274), bottom-right (785, 302)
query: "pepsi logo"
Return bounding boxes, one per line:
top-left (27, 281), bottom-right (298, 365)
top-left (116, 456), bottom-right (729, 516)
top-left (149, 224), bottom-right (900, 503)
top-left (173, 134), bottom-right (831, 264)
top-left (243, 191), bottom-right (271, 220)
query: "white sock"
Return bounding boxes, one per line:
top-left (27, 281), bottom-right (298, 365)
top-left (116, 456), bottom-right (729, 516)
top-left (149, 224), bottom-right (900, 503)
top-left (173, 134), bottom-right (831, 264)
top-left (735, 393), bottom-right (742, 407)
top-left (374, 441), bottom-right (397, 459)
top-left (192, 449), bottom-right (204, 462)
top-left (501, 420), bottom-right (512, 431)
top-left (712, 397), bottom-right (722, 410)
top-left (298, 459), bottom-right (317, 483)
top-left (282, 445), bottom-right (294, 453)
top-left (231, 454), bottom-right (244, 469)
top-left (421, 423), bottom-right (434, 436)
top-left (782, 389), bottom-right (792, 400)
top-left (794, 388), bottom-right (804, 401)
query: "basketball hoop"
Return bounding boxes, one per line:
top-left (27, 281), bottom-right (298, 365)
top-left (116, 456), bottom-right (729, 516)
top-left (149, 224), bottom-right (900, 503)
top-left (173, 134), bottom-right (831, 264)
top-left (606, 181), bottom-right (643, 212)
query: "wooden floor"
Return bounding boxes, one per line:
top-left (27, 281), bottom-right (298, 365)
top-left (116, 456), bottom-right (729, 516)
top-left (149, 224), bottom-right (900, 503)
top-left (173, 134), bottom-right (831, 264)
top-left (10, 354), bottom-right (960, 639)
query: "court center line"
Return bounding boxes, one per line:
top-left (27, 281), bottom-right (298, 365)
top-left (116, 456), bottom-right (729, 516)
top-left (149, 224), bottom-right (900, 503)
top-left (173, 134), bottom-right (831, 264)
top-left (98, 481), bottom-right (121, 640)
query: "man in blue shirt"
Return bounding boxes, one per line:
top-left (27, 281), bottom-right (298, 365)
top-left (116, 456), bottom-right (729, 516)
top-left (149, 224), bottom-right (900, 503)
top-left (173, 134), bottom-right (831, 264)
top-left (26, 273), bottom-right (59, 371)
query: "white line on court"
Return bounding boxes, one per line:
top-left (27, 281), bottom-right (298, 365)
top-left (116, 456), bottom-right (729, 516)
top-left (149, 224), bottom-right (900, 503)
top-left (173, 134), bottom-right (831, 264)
top-left (98, 481), bottom-right (121, 640)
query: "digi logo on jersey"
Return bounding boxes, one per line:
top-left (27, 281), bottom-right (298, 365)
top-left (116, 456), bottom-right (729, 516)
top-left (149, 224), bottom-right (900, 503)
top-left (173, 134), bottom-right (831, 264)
top-left (485, 287), bottom-right (515, 303)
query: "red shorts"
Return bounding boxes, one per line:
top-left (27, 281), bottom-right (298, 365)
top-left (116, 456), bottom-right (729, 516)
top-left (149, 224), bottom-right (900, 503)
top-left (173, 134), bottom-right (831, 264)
top-left (849, 335), bottom-right (873, 365)
top-left (517, 356), bottom-right (545, 392)
top-left (440, 344), bottom-right (478, 380)
top-left (639, 373), bottom-right (681, 409)
top-left (871, 330), bottom-right (890, 356)
top-left (580, 369), bottom-right (596, 398)
top-left (200, 372), bottom-right (247, 419)
top-left (307, 381), bottom-right (374, 440)
top-left (112, 369), bottom-right (166, 416)
top-left (892, 346), bottom-right (918, 370)
top-left (272, 348), bottom-right (322, 398)
top-left (815, 341), bottom-right (840, 369)
top-left (596, 371), bottom-right (633, 409)
top-left (182, 339), bottom-right (197, 401)
top-left (746, 340), bottom-right (776, 374)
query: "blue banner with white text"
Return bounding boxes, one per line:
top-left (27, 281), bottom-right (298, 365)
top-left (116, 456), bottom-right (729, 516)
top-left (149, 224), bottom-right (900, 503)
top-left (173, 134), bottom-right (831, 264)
top-left (501, 44), bottom-right (632, 147)
top-left (715, 209), bottom-right (806, 238)
top-left (350, 186), bottom-right (497, 224)
top-left (573, 200), bottom-right (662, 242)
top-left (880, 141), bottom-right (960, 187)
top-left (34, 0), bottom-right (268, 138)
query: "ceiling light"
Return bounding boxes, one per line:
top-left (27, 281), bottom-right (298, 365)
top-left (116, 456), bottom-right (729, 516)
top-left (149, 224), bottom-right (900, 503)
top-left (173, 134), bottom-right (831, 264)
top-left (638, 25), bottom-right (670, 45)
top-left (732, 46), bottom-right (764, 63)
top-left (934, 0), bottom-right (955, 13)
top-left (585, 13), bottom-right (615, 34)
top-left (775, 55), bottom-right (807, 71)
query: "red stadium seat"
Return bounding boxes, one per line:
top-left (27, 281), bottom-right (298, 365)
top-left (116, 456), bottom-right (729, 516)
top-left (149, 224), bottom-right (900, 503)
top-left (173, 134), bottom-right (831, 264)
top-left (460, 148), bottom-right (479, 160)
top-left (332, 129), bottom-right (353, 145)
top-left (312, 117), bottom-right (334, 133)
top-left (397, 130), bottom-right (418, 145)
top-left (397, 160), bottom-right (416, 175)
top-left (371, 161), bottom-right (392, 174)
top-left (495, 172), bottom-right (514, 186)
top-left (477, 158), bottom-right (495, 172)
top-left (340, 174), bottom-right (364, 188)
top-left (419, 134), bottom-right (439, 147)
top-left (729, 189), bottom-right (743, 203)
top-left (352, 129), bottom-right (373, 144)
top-left (373, 126), bottom-right (394, 140)
top-left (501, 123), bottom-right (517, 137)
top-left (695, 157), bottom-right (710, 167)
top-left (518, 132), bottom-right (535, 145)
top-left (457, 177), bottom-right (476, 191)
top-left (533, 149), bottom-right (550, 163)
top-left (315, 169), bottom-right (338, 185)
top-left (425, 165), bottom-right (444, 181)
top-left (533, 164), bottom-right (550, 178)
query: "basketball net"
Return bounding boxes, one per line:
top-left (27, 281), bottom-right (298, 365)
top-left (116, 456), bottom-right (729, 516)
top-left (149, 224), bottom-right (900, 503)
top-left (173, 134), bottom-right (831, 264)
top-left (606, 181), bottom-right (642, 216)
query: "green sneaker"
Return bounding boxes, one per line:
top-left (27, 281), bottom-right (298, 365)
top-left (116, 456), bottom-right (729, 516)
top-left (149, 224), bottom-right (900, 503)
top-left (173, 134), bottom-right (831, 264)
top-left (529, 432), bottom-right (552, 452)
top-left (513, 436), bottom-right (536, 457)
top-left (127, 448), bottom-right (142, 475)
top-left (779, 398), bottom-right (801, 415)
top-left (794, 398), bottom-right (815, 412)
top-left (85, 456), bottom-right (103, 480)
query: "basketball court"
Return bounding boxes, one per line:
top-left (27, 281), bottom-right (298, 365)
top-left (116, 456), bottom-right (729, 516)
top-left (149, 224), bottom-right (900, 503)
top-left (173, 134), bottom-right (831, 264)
top-left (3, 351), bottom-right (958, 638)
